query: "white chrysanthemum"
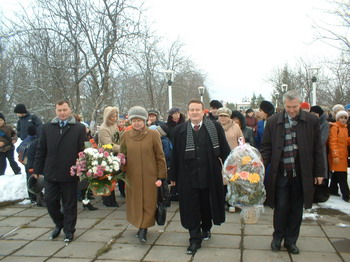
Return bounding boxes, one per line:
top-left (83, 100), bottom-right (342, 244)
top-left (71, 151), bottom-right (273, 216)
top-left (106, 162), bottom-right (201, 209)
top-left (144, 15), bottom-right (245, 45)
top-left (105, 166), bottom-right (111, 172)
top-left (101, 161), bottom-right (107, 167)
top-left (92, 160), bottom-right (98, 166)
top-left (92, 167), bottom-right (97, 173)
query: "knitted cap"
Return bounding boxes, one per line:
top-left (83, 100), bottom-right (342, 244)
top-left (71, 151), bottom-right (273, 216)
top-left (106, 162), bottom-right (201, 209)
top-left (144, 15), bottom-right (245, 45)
top-left (128, 106), bottom-right (148, 121)
top-left (336, 110), bottom-right (348, 120)
top-left (217, 107), bottom-right (232, 117)
top-left (148, 108), bottom-right (159, 116)
top-left (259, 100), bottom-right (275, 116)
top-left (300, 102), bottom-right (311, 110)
top-left (0, 113), bottom-right (5, 121)
top-left (332, 104), bottom-right (344, 113)
top-left (310, 106), bottom-right (324, 116)
top-left (14, 104), bottom-right (28, 114)
top-left (209, 100), bottom-right (223, 109)
top-left (168, 107), bottom-right (180, 116)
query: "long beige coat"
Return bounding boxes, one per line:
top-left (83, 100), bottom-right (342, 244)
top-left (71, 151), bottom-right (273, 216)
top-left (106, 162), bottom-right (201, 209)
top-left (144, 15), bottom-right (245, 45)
top-left (98, 107), bottom-right (120, 153)
top-left (120, 127), bottom-right (167, 228)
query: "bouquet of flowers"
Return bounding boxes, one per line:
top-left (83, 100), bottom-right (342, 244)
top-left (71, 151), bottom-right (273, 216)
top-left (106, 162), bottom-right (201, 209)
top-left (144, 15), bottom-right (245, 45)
top-left (223, 139), bottom-right (266, 223)
top-left (70, 144), bottom-right (126, 202)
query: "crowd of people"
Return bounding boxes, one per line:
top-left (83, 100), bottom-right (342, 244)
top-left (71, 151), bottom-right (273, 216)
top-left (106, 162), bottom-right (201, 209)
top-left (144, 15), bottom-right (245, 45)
top-left (0, 93), bottom-right (349, 255)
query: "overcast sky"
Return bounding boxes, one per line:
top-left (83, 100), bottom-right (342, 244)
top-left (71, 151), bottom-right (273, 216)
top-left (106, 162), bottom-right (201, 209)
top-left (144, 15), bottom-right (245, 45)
top-left (0, 0), bottom-right (341, 104)
top-left (145, 0), bottom-right (340, 103)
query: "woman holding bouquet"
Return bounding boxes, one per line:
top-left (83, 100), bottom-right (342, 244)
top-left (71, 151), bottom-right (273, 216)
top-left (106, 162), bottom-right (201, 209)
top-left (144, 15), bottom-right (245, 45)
top-left (120, 106), bottom-right (167, 243)
top-left (98, 106), bottom-right (121, 207)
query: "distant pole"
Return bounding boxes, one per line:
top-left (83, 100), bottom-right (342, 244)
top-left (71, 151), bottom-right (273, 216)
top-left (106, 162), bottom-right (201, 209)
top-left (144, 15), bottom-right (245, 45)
top-left (198, 86), bottom-right (205, 103)
top-left (164, 70), bottom-right (174, 110)
top-left (312, 76), bottom-right (317, 105)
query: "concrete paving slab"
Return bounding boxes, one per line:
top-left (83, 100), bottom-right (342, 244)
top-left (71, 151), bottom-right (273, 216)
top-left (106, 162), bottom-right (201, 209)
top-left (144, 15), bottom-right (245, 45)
top-left (92, 218), bottom-right (129, 230)
top-left (291, 251), bottom-right (343, 262)
top-left (78, 229), bottom-right (123, 242)
top-left (244, 235), bottom-right (273, 250)
top-left (77, 209), bottom-right (113, 219)
top-left (144, 245), bottom-right (192, 262)
top-left (12, 240), bottom-right (65, 256)
top-left (299, 225), bottom-right (327, 237)
top-left (36, 228), bottom-right (86, 241)
top-left (0, 208), bottom-right (25, 216)
top-left (318, 214), bottom-right (349, 225)
top-left (47, 258), bottom-right (91, 262)
top-left (297, 236), bottom-right (336, 252)
top-left (116, 229), bottom-right (160, 245)
top-left (155, 231), bottom-right (189, 246)
top-left (3, 227), bottom-right (49, 240)
top-left (340, 253), bottom-right (350, 262)
top-left (53, 241), bottom-right (105, 259)
top-left (75, 218), bottom-right (100, 229)
top-left (331, 238), bottom-right (350, 253)
top-left (104, 210), bottom-right (127, 220)
top-left (0, 256), bottom-right (46, 262)
top-left (244, 224), bottom-right (274, 235)
top-left (0, 240), bottom-right (29, 256)
top-left (242, 249), bottom-right (291, 262)
top-left (0, 217), bottom-right (34, 227)
top-left (224, 212), bottom-right (242, 223)
top-left (0, 226), bottom-right (16, 236)
top-left (28, 217), bottom-right (53, 227)
top-left (99, 243), bottom-right (151, 261)
top-left (164, 221), bottom-right (188, 233)
top-left (14, 207), bottom-right (48, 217)
top-left (211, 222), bottom-right (242, 235)
top-left (201, 234), bottom-right (241, 249)
top-left (193, 247), bottom-right (241, 262)
top-left (321, 225), bottom-right (350, 238)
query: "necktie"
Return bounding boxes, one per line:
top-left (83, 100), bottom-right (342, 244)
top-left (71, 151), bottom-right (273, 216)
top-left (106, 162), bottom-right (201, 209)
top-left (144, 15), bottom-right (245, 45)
top-left (194, 125), bottom-right (200, 131)
top-left (60, 121), bottom-right (65, 128)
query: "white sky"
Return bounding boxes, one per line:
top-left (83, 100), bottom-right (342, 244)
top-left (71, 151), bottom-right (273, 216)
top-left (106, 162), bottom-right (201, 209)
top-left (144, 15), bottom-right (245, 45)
top-left (0, 0), bottom-right (342, 104)
top-left (145, 0), bottom-right (341, 103)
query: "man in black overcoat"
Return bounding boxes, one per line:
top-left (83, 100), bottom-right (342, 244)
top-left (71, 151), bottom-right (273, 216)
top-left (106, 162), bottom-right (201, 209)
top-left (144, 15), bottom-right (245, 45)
top-left (33, 100), bottom-right (87, 243)
top-left (169, 99), bottom-right (231, 255)
top-left (260, 90), bottom-right (324, 255)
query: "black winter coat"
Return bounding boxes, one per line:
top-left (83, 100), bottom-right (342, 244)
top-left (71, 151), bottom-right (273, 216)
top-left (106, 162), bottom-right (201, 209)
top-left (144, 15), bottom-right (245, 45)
top-left (16, 113), bottom-right (43, 140)
top-left (260, 110), bottom-right (324, 209)
top-left (33, 116), bottom-right (87, 182)
top-left (169, 120), bottom-right (231, 229)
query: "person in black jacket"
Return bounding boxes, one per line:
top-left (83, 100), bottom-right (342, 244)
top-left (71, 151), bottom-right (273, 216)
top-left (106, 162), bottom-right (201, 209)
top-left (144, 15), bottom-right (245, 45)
top-left (33, 100), bottom-right (87, 243)
top-left (169, 99), bottom-right (231, 255)
top-left (14, 104), bottom-right (43, 140)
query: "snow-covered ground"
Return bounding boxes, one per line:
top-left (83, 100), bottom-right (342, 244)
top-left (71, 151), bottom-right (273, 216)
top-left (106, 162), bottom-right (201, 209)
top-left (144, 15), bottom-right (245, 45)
top-left (0, 141), bottom-right (350, 219)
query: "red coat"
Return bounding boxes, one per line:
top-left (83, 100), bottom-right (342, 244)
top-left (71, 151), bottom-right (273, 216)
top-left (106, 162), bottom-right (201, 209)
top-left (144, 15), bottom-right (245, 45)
top-left (328, 122), bottom-right (350, 172)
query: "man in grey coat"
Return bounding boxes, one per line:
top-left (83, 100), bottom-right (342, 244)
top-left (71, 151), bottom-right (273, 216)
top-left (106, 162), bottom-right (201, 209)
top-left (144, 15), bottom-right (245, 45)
top-left (260, 90), bottom-right (324, 255)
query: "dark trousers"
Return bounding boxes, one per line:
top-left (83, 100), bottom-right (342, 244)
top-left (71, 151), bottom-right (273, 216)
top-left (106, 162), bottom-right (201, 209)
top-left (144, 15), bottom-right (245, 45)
top-left (273, 174), bottom-right (304, 245)
top-left (102, 190), bottom-right (117, 206)
top-left (330, 171), bottom-right (349, 198)
top-left (188, 188), bottom-right (212, 245)
top-left (117, 179), bottom-right (125, 197)
top-left (0, 148), bottom-right (21, 175)
top-left (45, 180), bottom-right (78, 234)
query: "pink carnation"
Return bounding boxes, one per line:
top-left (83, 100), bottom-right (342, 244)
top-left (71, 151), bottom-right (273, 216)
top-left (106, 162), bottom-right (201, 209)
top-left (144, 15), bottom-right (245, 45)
top-left (98, 148), bottom-right (104, 153)
top-left (239, 171), bottom-right (250, 180)
top-left (103, 151), bottom-right (110, 158)
top-left (78, 151), bottom-right (85, 158)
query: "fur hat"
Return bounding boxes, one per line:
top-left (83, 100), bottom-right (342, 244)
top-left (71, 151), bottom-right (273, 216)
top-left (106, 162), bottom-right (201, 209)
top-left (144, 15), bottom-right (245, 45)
top-left (168, 107), bottom-right (180, 116)
top-left (209, 100), bottom-right (223, 109)
top-left (27, 126), bottom-right (37, 136)
top-left (259, 100), bottom-right (275, 116)
top-left (0, 113), bottom-right (5, 121)
top-left (148, 108), bottom-right (160, 117)
top-left (336, 110), bottom-right (348, 121)
top-left (27, 174), bottom-right (44, 194)
top-left (345, 104), bottom-right (350, 111)
top-left (217, 107), bottom-right (232, 117)
top-left (310, 106), bottom-right (324, 116)
top-left (332, 104), bottom-right (344, 113)
top-left (300, 102), bottom-right (311, 110)
top-left (14, 104), bottom-right (28, 114)
top-left (128, 106), bottom-right (148, 121)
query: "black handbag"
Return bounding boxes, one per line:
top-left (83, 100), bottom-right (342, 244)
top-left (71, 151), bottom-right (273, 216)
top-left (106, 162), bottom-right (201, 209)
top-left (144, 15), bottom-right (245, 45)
top-left (313, 183), bottom-right (330, 203)
top-left (155, 185), bottom-right (167, 225)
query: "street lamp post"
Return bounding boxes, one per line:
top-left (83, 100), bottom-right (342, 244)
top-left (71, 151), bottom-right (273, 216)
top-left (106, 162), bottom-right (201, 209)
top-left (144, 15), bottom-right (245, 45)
top-left (281, 84), bottom-right (288, 93)
top-left (308, 67), bottom-right (319, 106)
top-left (198, 86), bottom-right (205, 102)
top-left (164, 70), bottom-right (174, 110)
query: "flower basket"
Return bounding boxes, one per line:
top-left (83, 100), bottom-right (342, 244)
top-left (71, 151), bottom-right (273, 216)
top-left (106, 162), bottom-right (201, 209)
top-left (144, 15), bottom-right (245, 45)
top-left (223, 139), bottom-right (266, 224)
top-left (70, 145), bottom-right (126, 201)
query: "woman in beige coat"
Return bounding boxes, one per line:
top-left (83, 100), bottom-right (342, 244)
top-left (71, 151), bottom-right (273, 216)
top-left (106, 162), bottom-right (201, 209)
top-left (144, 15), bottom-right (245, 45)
top-left (98, 106), bottom-right (120, 207)
top-left (120, 106), bottom-right (167, 243)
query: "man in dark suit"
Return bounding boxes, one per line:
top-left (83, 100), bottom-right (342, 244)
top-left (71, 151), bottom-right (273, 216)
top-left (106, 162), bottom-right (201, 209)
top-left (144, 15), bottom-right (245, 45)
top-left (33, 100), bottom-right (87, 243)
top-left (260, 90), bottom-right (324, 254)
top-left (169, 99), bottom-right (231, 255)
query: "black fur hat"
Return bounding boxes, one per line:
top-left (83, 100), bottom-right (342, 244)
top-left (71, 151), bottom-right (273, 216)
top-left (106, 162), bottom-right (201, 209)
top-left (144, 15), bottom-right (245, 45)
top-left (14, 104), bottom-right (28, 114)
top-left (259, 101), bottom-right (275, 117)
top-left (209, 100), bottom-right (223, 109)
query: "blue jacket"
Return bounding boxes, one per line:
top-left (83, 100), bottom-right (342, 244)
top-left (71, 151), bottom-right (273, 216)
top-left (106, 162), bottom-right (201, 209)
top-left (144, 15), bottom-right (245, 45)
top-left (255, 120), bottom-right (265, 150)
top-left (161, 136), bottom-right (172, 168)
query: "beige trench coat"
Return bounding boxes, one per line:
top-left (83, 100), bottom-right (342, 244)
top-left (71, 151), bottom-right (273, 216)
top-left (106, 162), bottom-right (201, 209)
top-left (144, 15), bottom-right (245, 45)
top-left (120, 127), bottom-right (167, 228)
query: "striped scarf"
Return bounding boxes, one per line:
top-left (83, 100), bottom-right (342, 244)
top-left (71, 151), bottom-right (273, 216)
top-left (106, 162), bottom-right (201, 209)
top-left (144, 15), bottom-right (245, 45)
top-left (185, 118), bottom-right (220, 159)
top-left (282, 112), bottom-right (298, 177)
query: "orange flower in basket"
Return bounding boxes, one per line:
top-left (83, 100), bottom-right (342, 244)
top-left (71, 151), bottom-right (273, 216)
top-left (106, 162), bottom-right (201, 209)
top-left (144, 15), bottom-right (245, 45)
top-left (241, 156), bottom-right (252, 165)
top-left (229, 173), bottom-right (239, 182)
top-left (239, 171), bottom-right (250, 180)
top-left (248, 173), bottom-right (260, 184)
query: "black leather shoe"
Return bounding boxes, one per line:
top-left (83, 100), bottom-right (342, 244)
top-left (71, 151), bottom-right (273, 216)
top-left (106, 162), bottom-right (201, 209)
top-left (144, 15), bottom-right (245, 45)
top-left (83, 202), bottom-right (98, 211)
top-left (139, 228), bottom-right (147, 243)
top-left (284, 243), bottom-right (300, 254)
top-left (186, 243), bottom-right (201, 255)
top-left (50, 226), bottom-right (62, 239)
top-left (64, 232), bottom-right (74, 243)
top-left (271, 238), bottom-right (282, 251)
top-left (202, 231), bottom-right (211, 240)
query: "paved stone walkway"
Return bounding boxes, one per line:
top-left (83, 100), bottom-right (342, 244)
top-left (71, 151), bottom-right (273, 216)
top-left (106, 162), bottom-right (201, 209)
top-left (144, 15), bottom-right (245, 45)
top-left (0, 196), bottom-right (349, 262)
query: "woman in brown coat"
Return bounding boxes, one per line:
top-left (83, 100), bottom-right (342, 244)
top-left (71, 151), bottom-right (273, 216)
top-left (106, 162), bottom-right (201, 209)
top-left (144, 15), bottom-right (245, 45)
top-left (120, 106), bottom-right (167, 243)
